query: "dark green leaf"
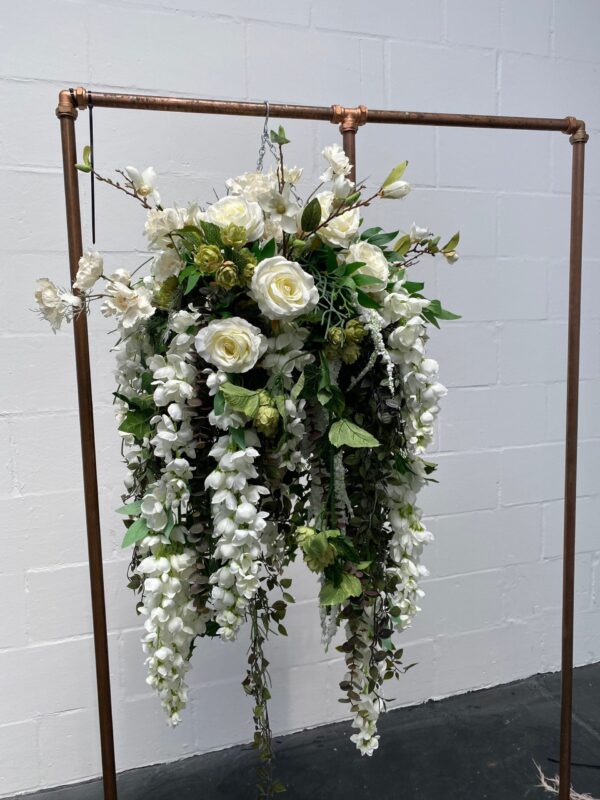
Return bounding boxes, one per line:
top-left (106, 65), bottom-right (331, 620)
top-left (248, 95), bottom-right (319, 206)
top-left (229, 426), bottom-right (246, 449)
top-left (355, 288), bottom-right (381, 309)
top-left (301, 197), bottom-right (322, 232)
top-left (269, 125), bottom-right (290, 145)
top-left (367, 230), bottom-right (399, 247)
top-left (118, 409), bottom-right (152, 441)
top-left (352, 274), bottom-right (385, 288)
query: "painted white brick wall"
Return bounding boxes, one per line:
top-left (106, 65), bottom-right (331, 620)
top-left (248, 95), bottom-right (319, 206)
top-left (1, 0), bottom-right (599, 793)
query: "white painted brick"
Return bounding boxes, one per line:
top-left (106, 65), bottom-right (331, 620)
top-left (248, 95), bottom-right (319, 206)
top-left (428, 323), bottom-right (497, 387)
top-left (439, 384), bottom-right (547, 451)
top-left (498, 193), bottom-right (569, 259)
top-left (439, 128), bottom-right (551, 192)
top-left (89, 7), bottom-right (245, 98)
top-left (542, 496), bottom-right (600, 558)
top-left (0, 170), bottom-right (67, 253)
top-left (38, 709), bottom-right (101, 786)
top-left (500, 443), bottom-right (565, 505)
top-left (0, 1), bottom-right (89, 81)
top-left (500, 0), bottom-right (551, 55)
top-left (421, 450), bottom-right (500, 515)
top-left (118, 0), bottom-right (312, 25)
top-left (439, 258), bottom-right (547, 322)
top-left (0, 721), bottom-right (40, 795)
top-left (445, 0), bottom-right (501, 48)
top-left (547, 260), bottom-right (600, 322)
top-left (499, 53), bottom-right (556, 118)
top-left (546, 380), bottom-right (600, 442)
top-left (389, 43), bottom-right (497, 114)
top-left (417, 570), bottom-right (505, 637)
top-left (0, 79), bottom-right (64, 169)
top-left (1, 574), bottom-right (27, 648)
top-left (554, 0), bottom-right (600, 64)
top-left (315, 0), bottom-right (443, 40)
top-left (429, 505), bottom-right (542, 578)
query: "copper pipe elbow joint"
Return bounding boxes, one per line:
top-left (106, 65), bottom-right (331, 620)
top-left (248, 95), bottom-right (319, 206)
top-left (331, 104), bottom-right (368, 133)
top-left (564, 116), bottom-right (589, 144)
top-left (56, 87), bottom-right (88, 119)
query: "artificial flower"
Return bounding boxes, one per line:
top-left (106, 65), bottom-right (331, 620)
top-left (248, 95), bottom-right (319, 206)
top-left (250, 256), bottom-right (319, 321)
top-left (195, 317), bottom-right (267, 373)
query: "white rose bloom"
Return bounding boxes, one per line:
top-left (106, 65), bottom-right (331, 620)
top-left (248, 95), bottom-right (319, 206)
top-left (145, 207), bottom-right (187, 247)
top-left (74, 251), bottom-right (103, 291)
top-left (320, 143), bottom-right (352, 182)
top-left (225, 171), bottom-right (277, 202)
top-left (346, 241), bottom-right (389, 292)
top-left (250, 256), bottom-right (319, 321)
top-left (101, 271), bottom-right (155, 329)
top-left (152, 250), bottom-right (183, 283)
top-left (169, 308), bottom-right (200, 334)
top-left (316, 191), bottom-right (360, 248)
top-left (195, 317), bottom-right (267, 373)
top-left (381, 179), bottom-right (411, 199)
top-left (205, 196), bottom-right (264, 242)
top-left (381, 291), bottom-right (430, 324)
top-left (332, 173), bottom-right (354, 199)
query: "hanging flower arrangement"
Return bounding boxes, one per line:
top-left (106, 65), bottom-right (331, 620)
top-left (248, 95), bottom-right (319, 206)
top-left (36, 127), bottom-right (459, 796)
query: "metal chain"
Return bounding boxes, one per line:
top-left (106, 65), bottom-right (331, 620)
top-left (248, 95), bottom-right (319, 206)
top-left (256, 100), bottom-right (278, 172)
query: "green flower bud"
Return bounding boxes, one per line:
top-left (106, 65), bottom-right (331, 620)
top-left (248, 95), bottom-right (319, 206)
top-left (194, 244), bottom-right (223, 273)
top-left (327, 327), bottom-right (346, 348)
top-left (296, 526), bottom-right (316, 547)
top-left (239, 248), bottom-right (257, 266)
top-left (258, 390), bottom-right (274, 407)
top-left (221, 223), bottom-right (247, 249)
top-left (254, 405), bottom-right (280, 437)
top-left (345, 318), bottom-right (367, 343)
top-left (153, 275), bottom-right (179, 309)
top-left (340, 342), bottom-right (361, 364)
top-left (241, 261), bottom-right (256, 284)
top-left (215, 262), bottom-right (239, 289)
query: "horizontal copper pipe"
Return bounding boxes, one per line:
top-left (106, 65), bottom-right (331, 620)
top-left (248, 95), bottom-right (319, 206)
top-left (61, 88), bottom-right (584, 135)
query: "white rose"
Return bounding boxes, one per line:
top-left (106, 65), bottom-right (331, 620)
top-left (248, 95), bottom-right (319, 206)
top-left (346, 241), bottom-right (389, 293)
top-left (204, 196), bottom-right (264, 242)
top-left (74, 251), bottom-right (103, 291)
top-left (320, 143), bottom-right (352, 182)
top-left (144, 207), bottom-right (186, 247)
top-left (316, 191), bottom-right (360, 248)
top-left (380, 180), bottom-right (411, 199)
top-left (101, 272), bottom-right (155, 329)
top-left (34, 278), bottom-right (81, 331)
top-left (152, 250), bottom-right (183, 283)
top-left (381, 291), bottom-right (429, 324)
top-left (195, 317), bottom-right (267, 373)
top-left (250, 256), bottom-right (319, 321)
top-left (225, 172), bottom-right (277, 202)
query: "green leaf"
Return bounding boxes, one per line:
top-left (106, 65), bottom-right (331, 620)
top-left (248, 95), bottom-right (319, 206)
top-left (352, 274), bottom-right (385, 288)
top-left (404, 280), bottom-right (425, 294)
top-left (319, 573), bottom-right (363, 606)
top-left (367, 230), bottom-right (399, 247)
top-left (118, 409), bottom-right (152, 442)
top-left (343, 260), bottom-right (367, 276)
top-left (269, 125), bottom-right (290, 145)
top-left (361, 226), bottom-right (382, 240)
top-left (75, 163), bottom-right (92, 173)
top-left (185, 271), bottom-right (201, 295)
top-left (441, 231), bottom-right (460, 252)
top-left (393, 234), bottom-right (411, 257)
top-left (199, 220), bottom-right (223, 247)
top-left (220, 382), bottom-right (261, 417)
top-left (229, 426), bottom-right (246, 449)
top-left (291, 371), bottom-right (305, 402)
top-left (258, 238), bottom-right (276, 261)
top-left (75, 145), bottom-right (92, 173)
top-left (121, 517), bottom-right (149, 548)
top-left (428, 298), bottom-right (461, 320)
top-left (381, 160), bottom-right (408, 189)
top-left (213, 389), bottom-right (225, 416)
top-left (355, 288), bottom-right (381, 309)
top-left (273, 394), bottom-right (286, 418)
top-left (329, 419), bottom-right (380, 449)
top-left (301, 197), bottom-right (322, 232)
top-left (163, 509), bottom-right (175, 541)
top-left (116, 500), bottom-right (143, 516)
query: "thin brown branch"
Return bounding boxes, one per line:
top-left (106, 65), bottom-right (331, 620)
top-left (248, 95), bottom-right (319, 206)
top-left (92, 169), bottom-right (152, 209)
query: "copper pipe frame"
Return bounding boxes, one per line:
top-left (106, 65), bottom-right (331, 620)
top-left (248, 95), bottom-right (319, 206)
top-left (56, 88), bottom-right (587, 800)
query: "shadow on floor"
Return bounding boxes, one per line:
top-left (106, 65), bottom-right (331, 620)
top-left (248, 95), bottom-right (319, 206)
top-left (16, 664), bottom-right (600, 799)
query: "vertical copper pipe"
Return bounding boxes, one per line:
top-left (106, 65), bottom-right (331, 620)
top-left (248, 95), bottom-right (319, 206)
top-left (558, 127), bottom-right (588, 800)
top-left (57, 107), bottom-right (118, 800)
top-left (342, 128), bottom-right (357, 182)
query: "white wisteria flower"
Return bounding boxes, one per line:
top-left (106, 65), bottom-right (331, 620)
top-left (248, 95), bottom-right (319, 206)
top-left (125, 165), bottom-right (161, 205)
top-left (101, 270), bottom-right (155, 329)
top-left (204, 195), bottom-right (264, 242)
top-left (73, 251), bottom-right (103, 291)
top-left (316, 191), bottom-right (361, 248)
top-left (34, 278), bottom-right (81, 331)
top-left (381, 291), bottom-right (429, 325)
top-left (250, 257), bottom-right (319, 321)
top-left (346, 241), bottom-right (389, 293)
top-left (320, 143), bottom-right (352, 182)
top-left (195, 317), bottom-right (267, 373)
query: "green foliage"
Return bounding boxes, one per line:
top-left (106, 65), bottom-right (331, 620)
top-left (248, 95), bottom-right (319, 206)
top-left (269, 125), bottom-right (290, 145)
top-left (441, 231), bottom-right (460, 252)
top-left (381, 160), bottom-right (408, 189)
top-left (118, 408), bottom-right (153, 441)
top-left (75, 145), bottom-right (92, 173)
top-left (220, 382), bottom-right (262, 418)
top-left (121, 516), bottom-right (149, 548)
top-left (329, 419), bottom-right (381, 449)
top-left (300, 197), bottom-right (322, 232)
top-left (116, 500), bottom-right (143, 516)
top-left (319, 573), bottom-right (362, 606)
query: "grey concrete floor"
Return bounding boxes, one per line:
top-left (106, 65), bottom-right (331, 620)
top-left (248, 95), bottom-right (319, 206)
top-left (15, 663), bottom-right (600, 800)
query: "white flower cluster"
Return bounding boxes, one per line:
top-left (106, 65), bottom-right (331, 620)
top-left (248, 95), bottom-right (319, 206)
top-left (205, 432), bottom-right (269, 641)
top-left (346, 612), bottom-right (384, 757)
top-left (136, 538), bottom-right (206, 725)
top-left (34, 278), bottom-right (82, 332)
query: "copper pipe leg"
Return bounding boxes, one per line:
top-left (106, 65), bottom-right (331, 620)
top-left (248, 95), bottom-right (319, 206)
top-left (558, 125), bottom-right (588, 800)
top-left (57, 103), bottom-right (118, 800)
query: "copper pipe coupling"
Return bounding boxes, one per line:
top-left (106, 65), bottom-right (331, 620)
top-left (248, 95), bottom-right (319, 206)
top-left (331, 104), bottom-right (368, 133)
